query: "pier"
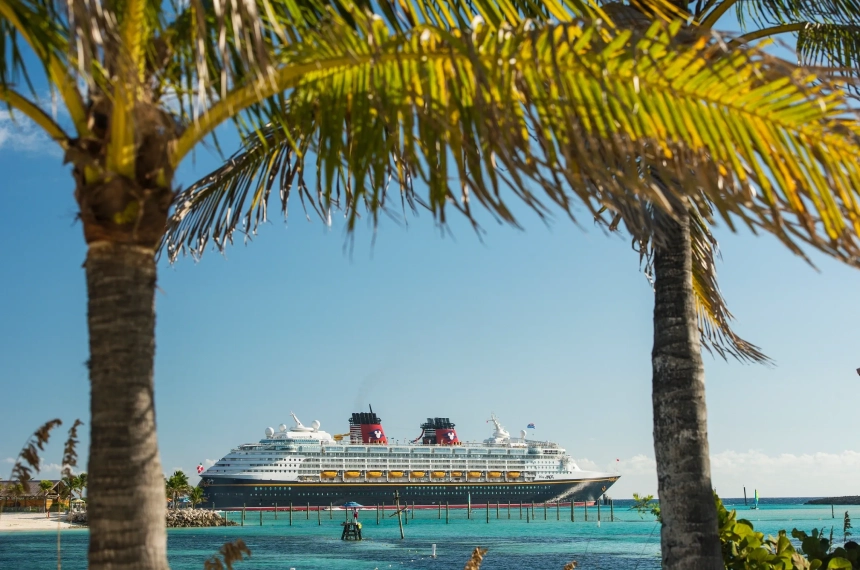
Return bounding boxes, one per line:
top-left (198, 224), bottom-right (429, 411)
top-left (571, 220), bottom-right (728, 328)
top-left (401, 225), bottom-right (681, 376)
top-left (216, 497), bottom-right (611, 527)
top-left (340, 521), bottom-right (362, 540)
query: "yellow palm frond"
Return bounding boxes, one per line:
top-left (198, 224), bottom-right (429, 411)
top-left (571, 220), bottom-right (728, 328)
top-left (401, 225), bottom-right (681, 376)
top-left (0, 0), bottom-right (87, 134)
top-left (0, 85), bottom-right (70, 146)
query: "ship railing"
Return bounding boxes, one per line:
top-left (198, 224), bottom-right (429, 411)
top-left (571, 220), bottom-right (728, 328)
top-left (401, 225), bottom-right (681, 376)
top-left (525, 441), bottom-right (560, 449)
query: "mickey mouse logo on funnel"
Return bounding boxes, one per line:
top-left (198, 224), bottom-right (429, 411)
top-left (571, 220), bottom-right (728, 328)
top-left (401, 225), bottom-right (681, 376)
top-left (360, 423), bottom-right (388, 444)
top-left (435, 428), bottom-right (459, 444)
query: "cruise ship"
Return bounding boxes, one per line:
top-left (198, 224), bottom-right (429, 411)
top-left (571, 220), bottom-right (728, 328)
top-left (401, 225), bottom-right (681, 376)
top-left (200, 409), bottom-right (619, 509)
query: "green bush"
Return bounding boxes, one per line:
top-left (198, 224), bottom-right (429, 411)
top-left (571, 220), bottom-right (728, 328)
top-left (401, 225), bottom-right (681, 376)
top-left (715, 494), bottom-right (855, 570)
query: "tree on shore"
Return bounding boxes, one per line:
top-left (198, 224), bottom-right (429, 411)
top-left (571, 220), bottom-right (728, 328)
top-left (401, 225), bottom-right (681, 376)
top-left (39, 480), bottom-right (53, 517)
top-left (602, 2), bottom-right (860, 567)
top-left (165, 471), bottom-right (190, 511)
top-left (5, 483), bottom-right (26, 509)
top-left (76, 472), bottom-right (87, 500)
top-left (188, 486), bottom-right (205, 509)
top-left (5, 0), bottom-right (860, 568)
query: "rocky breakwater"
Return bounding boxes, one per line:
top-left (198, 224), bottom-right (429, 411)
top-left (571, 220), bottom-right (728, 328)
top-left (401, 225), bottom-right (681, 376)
top-left (66, 509), bottom-right (236, 527)
top-left (167, 508), bottom-right (237, 527)
top-left (68, 511), bottom-right (89, 525)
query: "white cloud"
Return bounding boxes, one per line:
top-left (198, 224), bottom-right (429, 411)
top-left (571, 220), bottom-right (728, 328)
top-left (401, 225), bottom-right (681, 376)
top-left (3, 457), bottom-right (14, 464)
top-left (39, 463), bottom-right (63, 475)
top-left (710, 449), bottom-right (860, 498)
top-left (586, 450), bottom-right (860, 499)
top-left (205, 459), bottom-right (216, 467)
top-left (0, 107), bottom-right (64, 156)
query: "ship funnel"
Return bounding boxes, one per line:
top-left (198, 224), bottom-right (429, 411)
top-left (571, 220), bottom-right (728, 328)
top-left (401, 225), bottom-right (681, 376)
top-left (348, 411), bottom-right (388, 444)
top-left (420, 417), bottom-right (459, 445)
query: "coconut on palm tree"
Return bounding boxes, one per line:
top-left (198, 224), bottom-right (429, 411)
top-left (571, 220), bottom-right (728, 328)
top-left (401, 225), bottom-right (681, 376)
top-left (5, 0), bottom-right (860, 569)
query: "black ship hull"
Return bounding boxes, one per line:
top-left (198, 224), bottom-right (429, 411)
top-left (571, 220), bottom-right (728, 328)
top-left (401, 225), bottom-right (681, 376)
top-left (201, 476), bottom-right (618, 510)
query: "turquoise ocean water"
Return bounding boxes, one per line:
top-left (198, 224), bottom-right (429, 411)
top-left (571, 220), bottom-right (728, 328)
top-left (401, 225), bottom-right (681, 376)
top-left (2, 500), bottom-right (860, 569)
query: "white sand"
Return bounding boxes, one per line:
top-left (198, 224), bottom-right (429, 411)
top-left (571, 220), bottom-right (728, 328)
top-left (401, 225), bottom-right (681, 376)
top-left (0, 512), bottom-right (86, 532)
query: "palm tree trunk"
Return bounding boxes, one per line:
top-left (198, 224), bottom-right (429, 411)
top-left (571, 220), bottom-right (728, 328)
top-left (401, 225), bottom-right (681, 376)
top-left (651, 210), bottom-right (721, 569)
top-left (85, 243), bottom-right (168, 570)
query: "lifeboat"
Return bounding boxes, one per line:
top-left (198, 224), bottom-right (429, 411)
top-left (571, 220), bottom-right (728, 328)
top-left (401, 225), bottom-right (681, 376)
top-left (321, 471), bottom-right (338, 478)
top-left (410, 471), bottom-right (426, 478)
top-left (367, 471), bottom-right (384, 478)
top-left (507, 471), bottom-right (521, 478)
top-left (468, 471), bottom-right (483, 478)
top-left (432, 471), bottom-right (447, 478)
top-left (488, 471), bottom-right (503, 478)
top-left (451, 471), bottom-right (463, 477)
top-left (344, 471), bottom-right (361, 478)
top-left (389, 471), bottom-right (404, 478)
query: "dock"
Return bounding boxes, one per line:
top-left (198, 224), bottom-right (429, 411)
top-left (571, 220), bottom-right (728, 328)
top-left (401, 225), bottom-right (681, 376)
top-left (341, 521), bottom-right (362, 540)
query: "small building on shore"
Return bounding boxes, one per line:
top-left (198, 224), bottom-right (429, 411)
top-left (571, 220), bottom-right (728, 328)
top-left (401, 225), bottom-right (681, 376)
top-left (0, 479), bottom-right (71, 512)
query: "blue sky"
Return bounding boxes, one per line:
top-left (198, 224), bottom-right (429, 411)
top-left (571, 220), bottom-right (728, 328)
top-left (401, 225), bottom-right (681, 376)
top-left (2, 22), bottom-right (860, 499)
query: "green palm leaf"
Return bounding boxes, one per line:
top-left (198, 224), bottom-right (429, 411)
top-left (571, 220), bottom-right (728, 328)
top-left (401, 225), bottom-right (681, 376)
top-left (733, 0), bottom-right (860, 26)
top-left (797, 23), bottom-right (860, 91)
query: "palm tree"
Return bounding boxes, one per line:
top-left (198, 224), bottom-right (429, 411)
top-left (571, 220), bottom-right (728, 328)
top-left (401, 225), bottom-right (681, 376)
top-left (187, 486), bottom-right (205, 509)
top-left (39, 480), bottom-right (53, 517)
top-left (61, 475), bottom-right (81, 512)
top-left (164, 3), bottom-right (860, 570)
top-left (6, 483), bottom-right (25, 510)
top-left (5, 2), bottom-right (860, 570)
top-left (76, 472), bottom-right (87, 500)
top-left (165, 471), bottom-right (189, 510)
top-left (609, 2), bottom-right (860, 567)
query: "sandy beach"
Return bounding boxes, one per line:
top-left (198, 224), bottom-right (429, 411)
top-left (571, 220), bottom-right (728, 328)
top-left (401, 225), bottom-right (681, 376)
top-left (0, 512), bottom-right (86, 532)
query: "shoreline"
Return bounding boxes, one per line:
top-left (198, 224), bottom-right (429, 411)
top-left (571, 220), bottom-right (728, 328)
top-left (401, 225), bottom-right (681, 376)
top-left (806, 496), bottom-right (860, 505)
top-left (0, 512), bottom-right (87, 532)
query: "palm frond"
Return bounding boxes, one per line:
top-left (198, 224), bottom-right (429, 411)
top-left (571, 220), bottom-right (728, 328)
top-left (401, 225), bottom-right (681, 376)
top-left (624, 204), bottom-right (770, 365)
top-left (157, 0), bottom-right (372, 125)
top-left (797, 23), bottom-right (860, 91)
top-left (734, 0), bottom-right (860, 26)
top-left (688, 205), bottom-right (770, 364)
top-left (0, 0), bottom-right (88, 132)
top-left (166, 122), bottom-right (306, 258)
top-left (165, 4), bottom-right (860, 268)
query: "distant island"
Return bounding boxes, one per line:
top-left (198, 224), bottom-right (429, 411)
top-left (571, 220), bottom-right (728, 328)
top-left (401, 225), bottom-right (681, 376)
top-left (806, 497), bottom-right (860, 505)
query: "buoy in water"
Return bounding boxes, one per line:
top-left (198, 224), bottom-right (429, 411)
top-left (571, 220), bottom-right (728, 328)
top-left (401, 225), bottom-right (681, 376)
top-left (431, 544), bottom-right (437, 558)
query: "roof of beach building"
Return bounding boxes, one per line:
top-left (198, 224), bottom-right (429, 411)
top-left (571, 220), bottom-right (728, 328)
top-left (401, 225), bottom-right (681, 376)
top-left (0, 479), bottom-right (67, 497)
